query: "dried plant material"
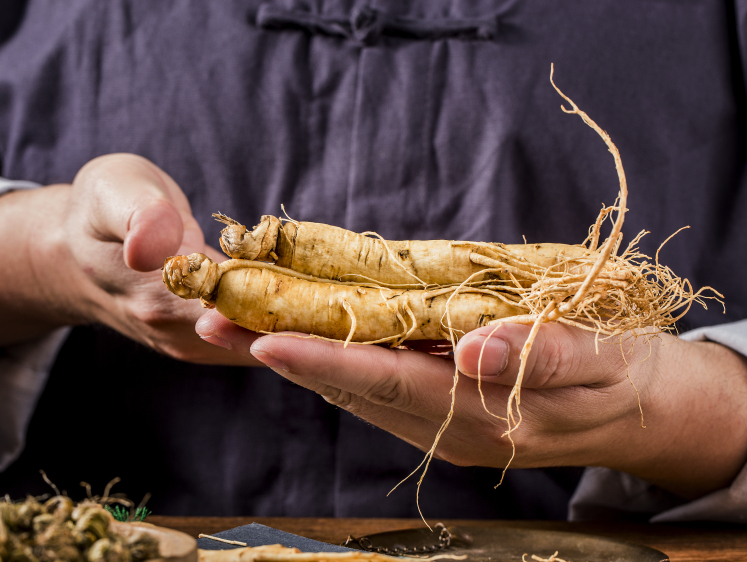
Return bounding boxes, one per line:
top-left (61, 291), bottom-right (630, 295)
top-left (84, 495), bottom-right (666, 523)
top-left (198, 545), bottom-right (465, 562)
top-left (0, 495), bottom-right (159, 562)
top-left (523, 552), bottom-right (568, 562)
top-left (468, 65), bottom-right (722, 455)
top-left (199, 534), bottom-right (248, 547)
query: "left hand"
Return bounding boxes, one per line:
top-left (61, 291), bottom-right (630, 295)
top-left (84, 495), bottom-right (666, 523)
top-left (197, 310), bottom-right (747, 499)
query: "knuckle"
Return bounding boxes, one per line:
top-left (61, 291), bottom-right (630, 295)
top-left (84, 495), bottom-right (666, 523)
top-left (322, 387), bottom-right (356, 410)
top-left (74, 155), bottom-right (122, 191)
top-left (363, 376), bottom-right (407, 407)
top-left (127, 294), bottom-right (183, 328)
top-left (76, 153), bottom-right (144, 181)
top-left (130, 304), bottom-right (175, 328)
top-left (360, 354), bottom-right (413, 409)
top-left (531, 329), bottom-right (576, 387)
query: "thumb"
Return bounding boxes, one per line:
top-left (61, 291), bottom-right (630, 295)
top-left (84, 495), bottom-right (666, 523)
top-left (455, 322), bottom-right (632, 389)
top-left (123, 198), bottom-right (183, 271)
top-left (74, 154), bottom-right (189, 272)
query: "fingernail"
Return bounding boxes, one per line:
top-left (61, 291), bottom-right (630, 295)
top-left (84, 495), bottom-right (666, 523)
top-left (250, 346), bottom-right (289, 373)
top-left (200, 334), bottom-right (232, 351)
top-left (466, 336), bottom-right (510, 376)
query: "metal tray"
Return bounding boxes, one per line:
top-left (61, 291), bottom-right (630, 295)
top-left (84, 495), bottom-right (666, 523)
top-left (348, 525), bottom-right (669, 562)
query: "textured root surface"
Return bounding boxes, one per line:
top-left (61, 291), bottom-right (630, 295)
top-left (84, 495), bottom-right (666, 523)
top-left (162, 253), bottom-right (220, 301)
top-left (199, 544), bottom-right (464, 562)
top-left (213, 212), bottom-right (598, 289)
top-left (213, 265), bottom-right (524, 343)
top-left (215, 214), bottom-right (282, 261)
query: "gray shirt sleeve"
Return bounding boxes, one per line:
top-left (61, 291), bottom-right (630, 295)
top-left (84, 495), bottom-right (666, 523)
top-left (0, 178), bottom-right (71, 472)
top-left (0, 328), bottom-right (70, 471)
top-left (569, 319), bottom-right (747, 524)
top-left (0, 178), bottom-right (43, 192)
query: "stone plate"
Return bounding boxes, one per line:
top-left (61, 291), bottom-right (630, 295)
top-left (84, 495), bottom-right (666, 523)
top-left (348, 526), bottom-right (669, 562)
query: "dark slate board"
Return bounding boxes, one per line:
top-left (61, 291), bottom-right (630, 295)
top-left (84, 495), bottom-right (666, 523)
top-left (197, 523), bottom-right (354, 553)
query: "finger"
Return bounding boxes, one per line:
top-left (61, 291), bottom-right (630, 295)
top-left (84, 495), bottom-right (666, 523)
top-left (286, 366), bottom-right (514, 466)
top-left (124, 199), bottom-right (183, 271)
top-left (289, 375), bottom-right (445, 455)
top-left (196, 315), bottom-right (455, 452)
top-left (246, 334), bottom-right (515, 463)
top-left (247, 335), bottom-right (519, 466)
top-left (194, 309), bottom-right (265, 366)
top-left (210, 324), bottom-right (528, 465)
top-left (74, 154), bottom-right (188, 271)
top-left (455, 322), bottom-right (644, 389)
top-left (211, 327), bottom-right (458, 422)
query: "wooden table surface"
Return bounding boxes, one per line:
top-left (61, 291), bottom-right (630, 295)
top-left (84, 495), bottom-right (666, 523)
top-left (148, 516), bottom-right (747, 562)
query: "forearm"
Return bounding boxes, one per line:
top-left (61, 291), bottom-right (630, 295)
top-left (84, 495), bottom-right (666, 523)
top-left (0, 184), bottom-right (83, 345)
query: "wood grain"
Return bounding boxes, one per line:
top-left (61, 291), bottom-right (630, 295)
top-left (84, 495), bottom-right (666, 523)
top-left (147, 516), bottom-right (747, 562)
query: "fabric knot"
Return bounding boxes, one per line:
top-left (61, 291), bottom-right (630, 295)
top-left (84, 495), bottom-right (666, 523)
top-left (255, 3), bottom-right (500, 44)
top-left (350, 7), bottom-right (385, 45)
top-left (474, 17), bottom-right (499, 40)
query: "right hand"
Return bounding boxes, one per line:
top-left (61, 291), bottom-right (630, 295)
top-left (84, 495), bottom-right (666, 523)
top-left (12, 153), bottom-right (262, 365)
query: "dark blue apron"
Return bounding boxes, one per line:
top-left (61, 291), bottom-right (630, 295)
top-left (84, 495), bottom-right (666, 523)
top-left (1, 0), bottom-right (744, 520)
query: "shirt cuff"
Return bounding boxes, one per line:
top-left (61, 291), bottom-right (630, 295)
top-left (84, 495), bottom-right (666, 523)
top-left (569, 319), bottom-right (747, 523)
top-left (0, 177), bottom-right (42, 193)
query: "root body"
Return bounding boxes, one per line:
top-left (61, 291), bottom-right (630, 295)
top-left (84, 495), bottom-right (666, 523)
top-left (215, 264), bottom-right (523, 342)
top-left (212, 213), bottom-right (595, 289)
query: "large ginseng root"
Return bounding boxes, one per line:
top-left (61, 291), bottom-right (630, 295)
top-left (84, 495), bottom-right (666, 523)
top-left (214, 212), bottom-right (593, 288)
top-left (163, 253), bottom-right (523, 344)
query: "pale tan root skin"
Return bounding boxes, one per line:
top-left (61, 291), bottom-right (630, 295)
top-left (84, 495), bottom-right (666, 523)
top-left (198, 544), bottom-right (452, 562)
top-left (162, 253), bottom-right (220, 300)
top-left (213, 265), bottom-right (522, 342)
top-left (198, 544), bottom-right (404, 562)
top-left (215, 213), bottom-right (596, 288)
top-left (214, 214), bottom-right (282, 261)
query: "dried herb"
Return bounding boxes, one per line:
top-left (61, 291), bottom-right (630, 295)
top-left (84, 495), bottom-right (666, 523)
top-left (0, 496), bottom-right (159, 562)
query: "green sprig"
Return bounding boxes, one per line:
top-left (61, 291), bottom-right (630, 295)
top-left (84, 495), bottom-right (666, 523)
top-left (105, 505), bottom-right (152, 522)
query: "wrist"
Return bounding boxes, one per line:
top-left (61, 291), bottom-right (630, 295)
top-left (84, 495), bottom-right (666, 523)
top-left (0, 184), bottom-right (92, 344)
top-left (613, 338), bottom-right (747, 499)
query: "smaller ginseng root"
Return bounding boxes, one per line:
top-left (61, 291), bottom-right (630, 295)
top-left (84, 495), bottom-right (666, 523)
top-left (162, 64), bottom-right (720, 524)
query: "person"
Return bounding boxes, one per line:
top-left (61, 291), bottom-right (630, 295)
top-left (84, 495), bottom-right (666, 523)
top-left (1, 0), bottom-right (746, 523)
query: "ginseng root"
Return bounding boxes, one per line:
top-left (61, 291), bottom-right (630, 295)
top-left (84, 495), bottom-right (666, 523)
top-left (214, 212), bottom-right (594, 288)
top-left (163, 253), bottom-right (523, 344)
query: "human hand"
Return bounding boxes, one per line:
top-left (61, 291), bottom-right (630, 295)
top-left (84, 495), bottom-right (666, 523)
top-left (6, 153), bottom-right (260, 364)
top-left (198, 312), bottom-right (747, 499)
